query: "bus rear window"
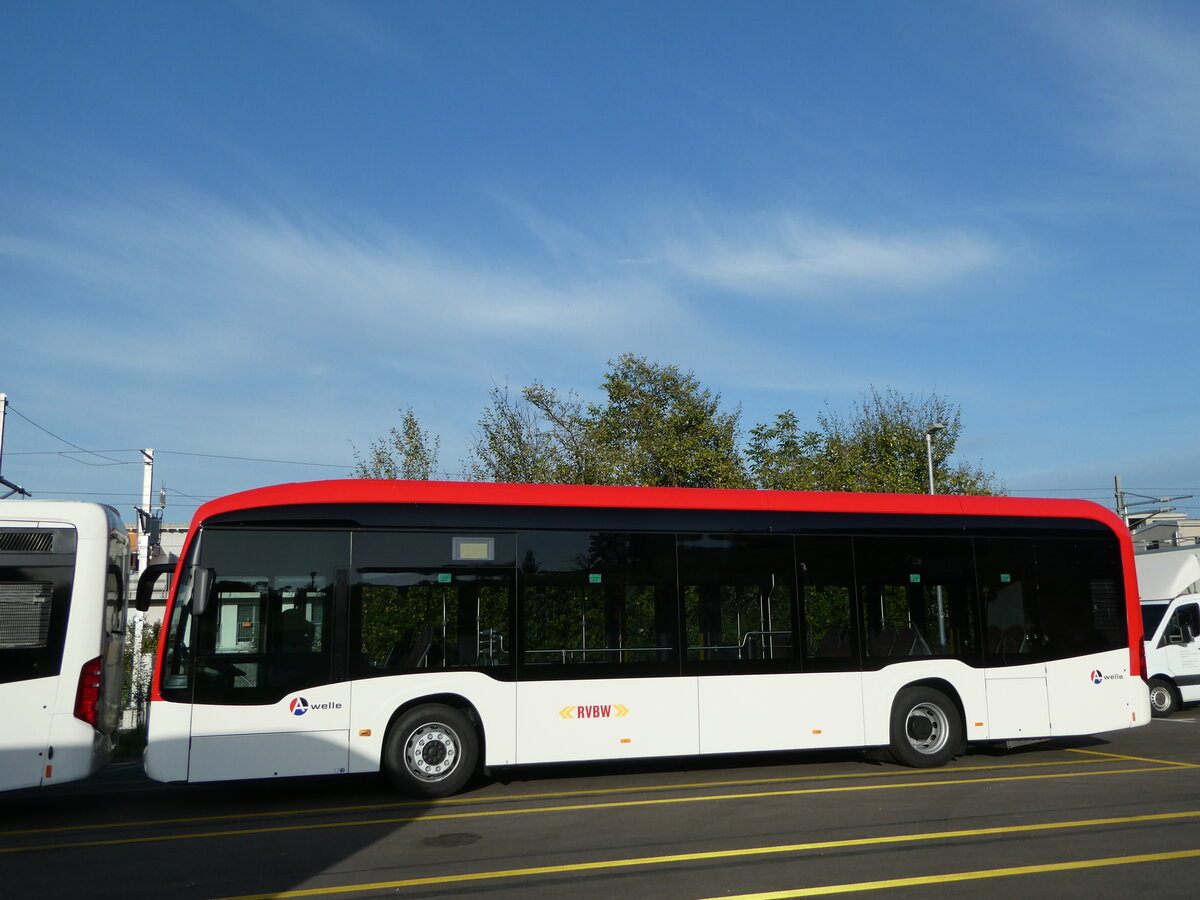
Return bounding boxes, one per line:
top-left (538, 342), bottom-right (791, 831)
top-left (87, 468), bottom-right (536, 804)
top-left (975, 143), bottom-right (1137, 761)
top-left (0, 582), bottom-right (53, 648)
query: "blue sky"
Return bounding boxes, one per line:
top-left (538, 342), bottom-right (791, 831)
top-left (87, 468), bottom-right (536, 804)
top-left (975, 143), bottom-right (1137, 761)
top-left (2, 0), bottom-right (1197, 522)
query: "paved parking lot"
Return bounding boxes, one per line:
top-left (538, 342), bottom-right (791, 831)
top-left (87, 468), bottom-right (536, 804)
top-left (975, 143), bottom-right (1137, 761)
top-left (3, 712), bottom-right (1200, 899)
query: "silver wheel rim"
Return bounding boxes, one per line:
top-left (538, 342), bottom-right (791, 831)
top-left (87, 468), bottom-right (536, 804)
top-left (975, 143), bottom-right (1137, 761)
top-left (905, 701), bottom-right (950, 755)
top-left (1150, 686), bottom-right (1171, 713)
top-left (404, 721), bottom-right (460, 782)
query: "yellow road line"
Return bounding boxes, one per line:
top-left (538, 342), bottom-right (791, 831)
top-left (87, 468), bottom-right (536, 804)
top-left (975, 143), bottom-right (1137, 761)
top-left (1064, 747), bottom-right (1200, 767)
top-left (208, 812), bottom-right (1200, 900)
top-left (2, 763), bottom-right (1188, 855)
top-left (0, 754), bottom-right (1119, 839)
top-left (702, 848), bottom-right (1200, 898)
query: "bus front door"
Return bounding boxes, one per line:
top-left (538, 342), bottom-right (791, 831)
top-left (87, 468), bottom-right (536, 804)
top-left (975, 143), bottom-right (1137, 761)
top-left (184, 531), bottom-right (352, 782)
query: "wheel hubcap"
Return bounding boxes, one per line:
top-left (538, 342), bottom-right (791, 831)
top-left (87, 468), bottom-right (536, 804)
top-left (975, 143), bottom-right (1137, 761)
top-left (405, 722), bottom-right (459, 781)
top-left (905, 702), bottom-right (949, 755)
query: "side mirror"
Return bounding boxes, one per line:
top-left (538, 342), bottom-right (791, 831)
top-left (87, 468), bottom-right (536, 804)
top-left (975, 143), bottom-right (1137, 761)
top-left (191, 566), bottom-right (214, 617)
top-left (135, 564), bottom-right (176, 612)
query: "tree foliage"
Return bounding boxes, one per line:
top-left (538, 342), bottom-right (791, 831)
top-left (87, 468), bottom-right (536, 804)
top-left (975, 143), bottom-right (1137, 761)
top-left (465, 383), bottom-right (601, 484)
top-left (466, 353), bottom-right (746, 488)
top-left (360, 359), bottom-right (1001, 496)
top-left (747, 386), bottom-right (1001, 494)
top-left (353, 406), bottom-right (441, 480)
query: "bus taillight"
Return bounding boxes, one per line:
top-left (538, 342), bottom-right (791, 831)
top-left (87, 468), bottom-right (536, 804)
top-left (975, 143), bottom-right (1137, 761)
top-left (73, 656), bottom-right (103, 726)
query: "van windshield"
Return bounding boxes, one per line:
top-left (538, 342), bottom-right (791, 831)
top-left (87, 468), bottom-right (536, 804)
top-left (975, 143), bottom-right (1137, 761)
top-left (1141, 603), bottom-right (1169, 640)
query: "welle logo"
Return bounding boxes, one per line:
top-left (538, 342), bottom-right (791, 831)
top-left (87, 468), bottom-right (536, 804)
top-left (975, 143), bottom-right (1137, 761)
top-left (287, 696), bottom-right (343, 716)
top-left (1090, 669), bottom-right (1124, 685)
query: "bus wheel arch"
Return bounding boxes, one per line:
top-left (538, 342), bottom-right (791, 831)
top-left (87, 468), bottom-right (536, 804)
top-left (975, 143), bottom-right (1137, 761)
top-left (1147, 676), bottom-right (1179, 717)
top-left (381, 695), bottom-right (483, 797)
top-left (887, 680), bottom-right (964, 768)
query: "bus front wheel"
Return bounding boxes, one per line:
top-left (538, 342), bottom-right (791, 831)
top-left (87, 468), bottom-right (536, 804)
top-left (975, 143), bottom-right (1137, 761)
top-left (1148, 678), bottom-right (1178, 718)
top-left (383, 703), bottom-right (478, 797)
top-left (888, 686), bottom-right (962, 768)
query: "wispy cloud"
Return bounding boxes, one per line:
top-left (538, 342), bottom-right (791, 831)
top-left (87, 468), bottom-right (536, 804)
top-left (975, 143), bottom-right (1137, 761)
top-left (1, 174), bottom-right (1015, 475)
top-left (1041, 3), bottom-right (1200, 169)
top-left (653, 212), bottom-right (1000, 302)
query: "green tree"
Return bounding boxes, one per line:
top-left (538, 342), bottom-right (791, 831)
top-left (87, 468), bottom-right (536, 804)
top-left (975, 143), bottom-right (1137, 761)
top-left (748, 387), bottom-right (1002, 495)
top-left (353, 407), bottom-right (441, 480)
top-left (466, 383), bottom-right (605, 483)
top-left (466, 354), bottom-right (746, 488)
top-left (588, 353), bottom-right (746, 488)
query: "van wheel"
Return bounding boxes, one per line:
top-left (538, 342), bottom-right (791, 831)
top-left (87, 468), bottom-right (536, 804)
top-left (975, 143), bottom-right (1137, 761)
top-left (1148, 678), bottom-right (1178, 718)
top-left (383, 704), bottom-right (478, 797)
top-left (889, 686), bottom-right (962, 768)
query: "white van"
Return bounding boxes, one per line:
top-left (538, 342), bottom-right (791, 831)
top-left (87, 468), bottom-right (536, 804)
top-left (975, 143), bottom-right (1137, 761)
top-left (1137, 547), bottom-right (1200, 716)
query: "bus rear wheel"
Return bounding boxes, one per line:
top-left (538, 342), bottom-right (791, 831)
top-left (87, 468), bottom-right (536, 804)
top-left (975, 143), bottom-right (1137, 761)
top-left (1148, 678), bottom-right (1178, 718)
top-left (888, 686), bottom-right (962, 768)
top-left (383, 704), bottom-right (478, 798)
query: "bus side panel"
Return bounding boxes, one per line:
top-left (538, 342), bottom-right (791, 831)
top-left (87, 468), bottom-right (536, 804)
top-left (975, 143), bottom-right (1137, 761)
top-left (144, 700), bottom-right (192, 782)
top-left (186, 683), bottom-right (351, 782)
top-left (515, 677), bottom-right (698, 765)
top-left (46, 528), bottom-right (112, 784)
top-left (1046, 647), bottom-right (1147, 735)
top-left (984, 661), bottom-right (1050, 739)
top-left (697, 672), bottom-right (864, 754)
top-left (860, 661), bottom-right (988, 748)
top-left (43, 712), bottom-right (109, 785)
top-left (0, 678), bottom-right (56, 791)
top-left (348, 672), bottom-right (517, 773)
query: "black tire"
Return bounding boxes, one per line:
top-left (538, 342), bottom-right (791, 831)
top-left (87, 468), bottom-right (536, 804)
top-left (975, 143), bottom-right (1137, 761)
top-left (383, 704), bottom-right (478, 798)
top-left (1148, 677), bottom-right (1178, 718)
top-left (888, 686), bottom-right (962, 768)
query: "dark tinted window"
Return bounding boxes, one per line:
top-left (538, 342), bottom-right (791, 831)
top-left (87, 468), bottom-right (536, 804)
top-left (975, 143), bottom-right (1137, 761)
top-left (0, 527), bottom-right (75, 685)
top-left (350, 531), bottom-right (513, 679)
top-left (854, 536), bottom-right (980, 667)
top-left (1141, 603), bottom-right (1169, 640)
top-left (797, 536), bottom-right (858, 670)
top-left (680, 534), bottom-right (795, 673)
top-left (974, 538), bottom-right (1043, 665)
top-left (1036, 537), bottom-right (1127, 659)
top-left (518, 531), bottom-right (677, 679)
top-left (178, 529), bottom-right (349, 705)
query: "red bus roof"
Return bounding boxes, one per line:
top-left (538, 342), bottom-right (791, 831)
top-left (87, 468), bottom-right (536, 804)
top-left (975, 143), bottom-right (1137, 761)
top-left (189, 479), bottom-right (1125, 532)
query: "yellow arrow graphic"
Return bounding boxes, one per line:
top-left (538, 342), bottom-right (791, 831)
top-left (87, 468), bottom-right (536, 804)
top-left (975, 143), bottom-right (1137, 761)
top-left (559, 706), bottom-right (575, 719)
top-left (614, 704), bottom-right (629, 717)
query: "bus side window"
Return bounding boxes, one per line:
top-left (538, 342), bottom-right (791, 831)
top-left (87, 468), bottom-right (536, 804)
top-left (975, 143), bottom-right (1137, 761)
top-left (797, 536), bottom-right (857, 671)
top-left (853, 536), bottom-right (979, 667)
top-left (518, 531), bottom-right (676, 675)
top-left (350, 531), bottom-right (514, 678)
top-left (1035, 537), bottom-right (1126, 659)
top-left (679, 534), bottom-right (795, 672)
top-left (974, 538), bottom-right (1042, 666)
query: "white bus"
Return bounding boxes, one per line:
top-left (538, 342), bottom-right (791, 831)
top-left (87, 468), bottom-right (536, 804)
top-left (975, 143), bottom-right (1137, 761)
top-left (138, 480), bottom-right (1149, 797)
top-left (1, 501), bottom-right (129, 792)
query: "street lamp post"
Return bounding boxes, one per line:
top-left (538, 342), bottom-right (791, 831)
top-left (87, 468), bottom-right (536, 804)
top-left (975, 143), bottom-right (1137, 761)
top-left (924, 423), bottom-right (948, 494)
top-left (924, 422), bottom-right (949, 650)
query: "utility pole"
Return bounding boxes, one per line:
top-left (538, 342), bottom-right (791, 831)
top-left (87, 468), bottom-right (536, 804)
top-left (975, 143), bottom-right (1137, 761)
top-left (135, 449), bottom-right (155, 573)
top-left (130, 449), bottom-right (162, 730)
top-left (0, 392), bottom-right (31, 498)
top-left (1114, 473), bottom-right (1193, 534)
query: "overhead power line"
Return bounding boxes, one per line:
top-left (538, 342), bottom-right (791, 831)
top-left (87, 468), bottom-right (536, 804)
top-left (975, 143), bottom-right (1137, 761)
top-left (4, 405), bottom-right (132, 466)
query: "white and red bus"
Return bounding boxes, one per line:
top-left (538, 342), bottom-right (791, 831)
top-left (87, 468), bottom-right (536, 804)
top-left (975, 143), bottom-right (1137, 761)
top-left (1, 501), bottom-right (129, 792)
top-left (138, 480), bottom-right (1148, 797)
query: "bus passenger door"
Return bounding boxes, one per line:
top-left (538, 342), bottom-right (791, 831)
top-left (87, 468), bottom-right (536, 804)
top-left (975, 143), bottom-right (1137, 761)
top-left (184, 529), bottom-right (352, 783)
top-left (977, 541), bottom-right (1051, 739)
